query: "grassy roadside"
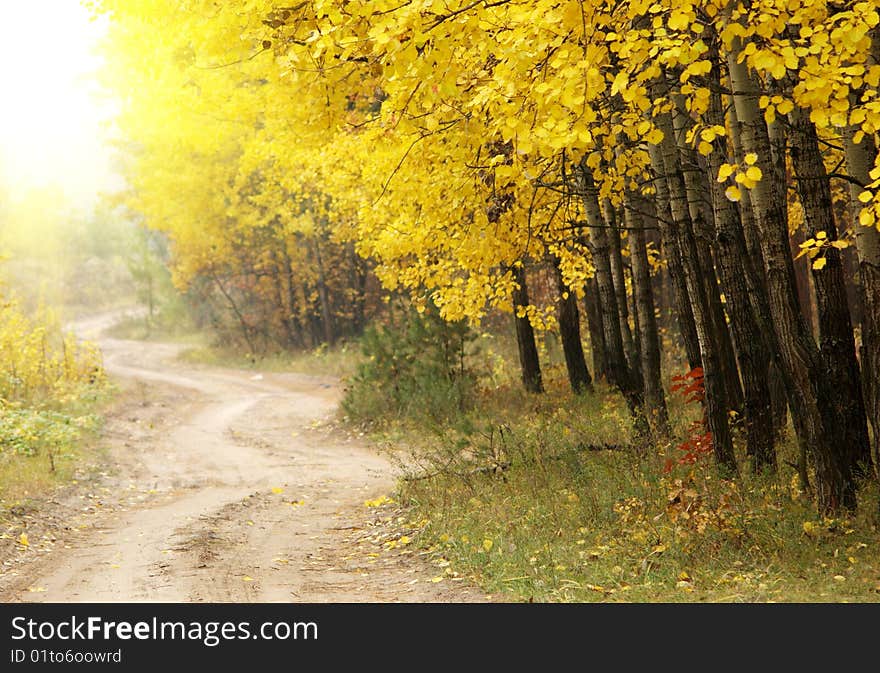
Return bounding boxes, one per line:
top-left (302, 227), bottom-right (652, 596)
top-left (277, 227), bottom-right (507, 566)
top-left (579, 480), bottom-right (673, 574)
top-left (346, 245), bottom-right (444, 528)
top-left (331, 313), bottom-right (880, 603)
top-left (0, 386), bottom-right (113, 526)
top-left (113, 316), bottom-right (880, 602)
top-left (391, 384), bottom-right (880, 602)
top-left (107, 311), bottom-right (363, 380)
top-left (178, 342), bottom-right (362, 379)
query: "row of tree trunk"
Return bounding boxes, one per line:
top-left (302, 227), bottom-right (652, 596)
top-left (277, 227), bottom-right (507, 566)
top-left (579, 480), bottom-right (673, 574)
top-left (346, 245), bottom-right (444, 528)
top-left (507, 32), bottom-right (879, 513)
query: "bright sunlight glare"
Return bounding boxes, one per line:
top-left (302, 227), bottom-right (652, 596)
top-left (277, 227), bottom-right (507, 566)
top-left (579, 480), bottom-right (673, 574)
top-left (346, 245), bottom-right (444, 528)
top-left (0, 1), bottom-right (118, 209)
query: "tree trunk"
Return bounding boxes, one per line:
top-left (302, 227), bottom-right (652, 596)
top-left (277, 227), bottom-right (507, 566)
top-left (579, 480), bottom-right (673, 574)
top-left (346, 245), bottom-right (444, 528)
top-left (843, 123), bottom-right (880, 478)
top-left (554, 259), bottom-right (593, 393)
top-left (578, 167), bottom-right (647, 433)
top-left (349, 245), bottom-right (369, 335)
top-left (583, 276), bottom-right (609, 381)
top-left (705, 57), bottom-right (776, 470)
top-left (652, 99), bottom-right (737, 473)
top-left (788, 106), bottom-right (872, 476)
top-left (311, 237), bottom-right (335, 345)
top-left (671, 93), bottom-right (743, 414)
top-left (726, 37), bottom-right (859, 510)
top-left (843, 26), bottom-right (880, 476)
top-left (727, 98), bottom-right (796, 443)
top-left (623, 193), bottom-right (671, 437)
top-left (271, 250), bottom-right (300, 349)
top-left (646, 143), bottom-right (703, 371)
top-left (604, 200), bottom-right (642, 386)
top-left (512, 264), bottom-right (544, 394)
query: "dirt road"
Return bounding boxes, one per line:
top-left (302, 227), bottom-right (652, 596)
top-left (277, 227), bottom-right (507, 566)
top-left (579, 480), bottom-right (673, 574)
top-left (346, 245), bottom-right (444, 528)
top-left (0, 312), bottom-right (486, 602)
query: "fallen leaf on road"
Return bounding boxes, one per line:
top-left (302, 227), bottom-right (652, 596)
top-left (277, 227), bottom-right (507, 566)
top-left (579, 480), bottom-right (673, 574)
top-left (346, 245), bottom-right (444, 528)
top-left (364, 495), bottom-right (394, 508)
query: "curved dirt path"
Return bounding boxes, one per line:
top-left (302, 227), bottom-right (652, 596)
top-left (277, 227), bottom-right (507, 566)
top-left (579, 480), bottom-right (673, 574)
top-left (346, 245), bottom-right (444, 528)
top-left (0, 312), bottom-right (486, 602)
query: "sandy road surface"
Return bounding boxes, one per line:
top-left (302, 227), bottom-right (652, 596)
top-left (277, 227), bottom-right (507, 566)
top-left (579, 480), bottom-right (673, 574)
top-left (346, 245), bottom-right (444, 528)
top-left (0, 312), bottom-right (486, 602)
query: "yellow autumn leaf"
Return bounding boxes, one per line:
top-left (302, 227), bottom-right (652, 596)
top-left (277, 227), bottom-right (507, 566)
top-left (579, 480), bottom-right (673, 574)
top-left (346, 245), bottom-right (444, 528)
top-left (725, 185), bottom-right (742, 202)
top-left (482, 538), bottom-right (494, 552)
top-left (744, 152), bottom-right (758, 165)
top-left (745, 166), bottom-right (762, 182)
top-left (242, 575), bottom-right (254, 582)
top-left (667, 10), bottom-right (690, 31)
top-left (776, 99), bottom-right (794, 115)
top-left (645, 128), bottom-right (664, 144)
top-left (365, 494), bottom-right (394, 508)
top-left (271, 486), bottom-right (284, 494)
top-left (18, 533), bottom-right (29, 547)
top-left (812, 257), bottom-right (827, 270)
top-left (858, 191), bottom-right (873, 203)
top-left (717, 163), bottom-right (736, 182)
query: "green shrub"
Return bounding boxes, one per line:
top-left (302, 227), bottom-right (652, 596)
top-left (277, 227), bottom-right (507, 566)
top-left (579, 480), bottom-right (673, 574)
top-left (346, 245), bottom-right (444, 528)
top-left (0, 406), bottom-right (97, 459)
top-left (342, 303), bottom-right (478, 427)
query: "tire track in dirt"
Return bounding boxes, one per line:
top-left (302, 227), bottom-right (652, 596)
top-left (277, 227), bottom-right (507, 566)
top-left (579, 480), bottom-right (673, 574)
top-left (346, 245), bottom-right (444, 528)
top-left (0, 311), bottom-right (488, 603)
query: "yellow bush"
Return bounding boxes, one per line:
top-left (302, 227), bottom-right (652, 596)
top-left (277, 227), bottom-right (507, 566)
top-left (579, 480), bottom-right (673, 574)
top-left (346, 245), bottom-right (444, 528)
top-left (0, 297), bottom-right (104, 407)
top-left (0, 292), bottom-right (105, 466)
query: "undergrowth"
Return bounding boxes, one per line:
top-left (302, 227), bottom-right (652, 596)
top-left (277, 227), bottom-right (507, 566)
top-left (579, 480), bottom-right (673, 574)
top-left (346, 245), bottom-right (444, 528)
top-left (341, 316), bottom-right (880, 603)
top-left (0, 294), bottom-right (109, 513)
top-left (179, 340), bottom-right (362, 379)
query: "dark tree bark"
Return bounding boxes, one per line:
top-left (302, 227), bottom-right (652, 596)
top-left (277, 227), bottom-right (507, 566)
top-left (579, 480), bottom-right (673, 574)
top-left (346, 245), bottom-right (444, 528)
top-left (842, 26), bottom-right (880, 476)
top-left (271, 249), bottom-right (303, 349)
top-left (311, 237), bottom-right (335, 345)
top-left (671, 93), bottom-right (743, 415)
top-left (604, 200), bottom-right (642, 387)
top-left (705, 56), bottom-right (776, 470)
top-left (652, 96), bottom-right (737, 474)
top-left (647, 144), bottom-right (703, 372)
top-left (623, 193), bottom-right (671, 437)
top-left (844, 124), bottom-right (880, 478)
top-left (726, 36), bottom-right (861, 510)
top-left (788, 107), bottom-right (872, 476)
top-left (554, 260), bottom-right (593, 394)
top-left (512, 264), bottom-right (544, 394)
top-left (727, 91), bottom-right (796, 452)
top-left (583, 276), bottom-right (609, 381)
top-left (577, 167), bottom-right (647, 434)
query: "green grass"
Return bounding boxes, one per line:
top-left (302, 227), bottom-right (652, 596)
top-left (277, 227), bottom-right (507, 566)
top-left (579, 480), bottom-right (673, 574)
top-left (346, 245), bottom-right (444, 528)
top-left (104, 313), bottom-right (207, 344)
top-left (177, 341), bottom-right (363, 379)
top-left (338, 327), bottom-right (880, 603)
top-left (0, 385), bottom-right (112, 523)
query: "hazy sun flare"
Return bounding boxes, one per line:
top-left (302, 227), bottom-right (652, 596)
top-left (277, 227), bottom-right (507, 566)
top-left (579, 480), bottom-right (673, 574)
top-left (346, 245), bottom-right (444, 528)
top-left (0, 1), bottom-right (116, 208)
